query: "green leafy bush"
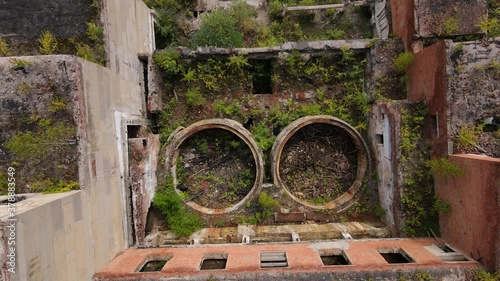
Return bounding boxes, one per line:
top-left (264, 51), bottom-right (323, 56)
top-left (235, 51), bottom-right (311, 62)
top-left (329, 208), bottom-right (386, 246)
top-left (427, 158), bottom-right (464, 178)
top-left (258, 191), bottom-right (279, 217)
top-left (192, 9), bottom-right (244, 48)
top-left (5, 124), bottom-right (75, 161)
top-left (393, 52), bottom-right (415, 73)
top-left (473, 269), bottom-right (499, 281)
top-left (250, 122), bottom-right (276, 152)
top-left (87, 22), bottom-right (103, 42)
top-left (439, 17), bottom-right (459, 36)
top-left (185, 87), bottom-right (205, 107)
top-left (154, 50), bottom-right (182, 74)
top-left (38, 30), bottom-right (58, 55)
top-left (477, 15), bottom-right (500, 38)
top-left (0, 38), bottom-right (9, 56)
top-left (30, 179), bottom-right (79, 194)
top-left (455, 124), bottom-right (480, 150)
top-left (153, 175), bottom-right (204, 237)
top-left (433, 196), bottom-right (450, 213)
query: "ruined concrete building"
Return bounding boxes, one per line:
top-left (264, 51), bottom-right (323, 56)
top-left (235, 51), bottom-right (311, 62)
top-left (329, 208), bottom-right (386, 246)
top-left (0, 0), bottom-right (498, 280)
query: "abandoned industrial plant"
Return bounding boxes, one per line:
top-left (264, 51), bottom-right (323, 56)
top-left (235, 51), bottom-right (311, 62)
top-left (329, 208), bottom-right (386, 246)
top-left (0, 0), bottom-right (498, 280)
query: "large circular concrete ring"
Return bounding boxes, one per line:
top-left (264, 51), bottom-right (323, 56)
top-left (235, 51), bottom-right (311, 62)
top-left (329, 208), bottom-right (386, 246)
top-left (271, 115), bottom-right (370, 211)
top-left (165, 119), bottom-right (264, 215)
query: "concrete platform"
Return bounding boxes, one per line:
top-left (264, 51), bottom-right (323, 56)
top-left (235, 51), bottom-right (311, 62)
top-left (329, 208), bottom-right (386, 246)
top-left (94, 238), bottom-right (478, 280)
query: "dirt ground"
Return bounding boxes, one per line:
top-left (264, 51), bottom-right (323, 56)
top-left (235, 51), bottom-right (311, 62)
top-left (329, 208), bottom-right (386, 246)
top-left (279, 123), bottom-right (358, 204)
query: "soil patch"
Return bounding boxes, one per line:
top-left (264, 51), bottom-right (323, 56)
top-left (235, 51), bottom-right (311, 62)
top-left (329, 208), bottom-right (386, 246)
top-left (279, 123), bottom-right (358, 204)
top-left (177, 129), bottom-right (256, 209)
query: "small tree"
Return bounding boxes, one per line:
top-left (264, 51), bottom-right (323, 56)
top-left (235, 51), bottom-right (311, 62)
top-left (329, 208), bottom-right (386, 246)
top-left (192, 9), bottom-right (244, 48)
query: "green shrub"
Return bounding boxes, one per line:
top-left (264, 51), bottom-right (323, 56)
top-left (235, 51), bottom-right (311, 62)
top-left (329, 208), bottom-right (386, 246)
top-left (433, 196), bottom-right (450, 213)
top-left (427, 158), bottom-right (464, 178)
top-left (154, 50), bottom-right (182, 74)
top-left (230, 0), bottom-right (258, 34)
top-left (473, 269), bottom-right (499, 281)
top-left (10, 59), bottom-right (31, 70)
top-left (38, 30), bottom-right (58, 55)
top-left (86, 22), bottom-right (103, 42)
top-left (455, 125), bottom-right (479, 149)
top-left (185, 87), bottom-right (205, 107)
top-left (5, 124), bottom-right (75, 161)
top-left (269, 0), bottom-right (284, 19)
top-left (192, 9), bottom-right (244, 48)
top-left (0, 38), bottom-right (9, 56)
top-left (258, 191), bottom-right (279, 217)
top-left (153, 176), bottom-right (204, 237)
top-left (213, 101), bottom-right (242, 117)
top-left (250, 122), bottom-right (276, 152)
top-left (439, 17), bottom-right (459, 36)
top-left (0, 173), bottom-right (6, 195)
top-left (30, 179), bottom-right (79, 194)
top-left (393, 52), bottom-right (415, 73)
top-left (477, 16), bottom-right (500, 38)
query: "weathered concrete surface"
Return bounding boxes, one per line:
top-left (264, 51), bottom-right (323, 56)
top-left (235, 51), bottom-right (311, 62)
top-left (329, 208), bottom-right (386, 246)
top-left (367, 39), bottom-right (406, 100)
top-left (171, 39), bottom-right (372, 60)
top-left (414, 0), bottom-right (486, 37)
top-left (153, 222), bottom-right (390, 245)
top-left (129, 129), bottom-right (160, 246)
top-left (369, 102), bottom-right (404, 236)
top-left (0, 54), bottom-right (146, 281)
top-left (407, 41), bottom-right (448, 157)
top-left (436, 154), bottom-right (500, 271)
top-left (389, 0), bottom-right (415, 50)
top-left (95, 238), bottom-right (478, 280)
top-left (446, 40), bottom-right (500, 127)
top-left (271, 115), bottom-right (370, 211)
top-left (102, 0), bottom-right (155, 85)
top-left (0, 0), bottom-right (89, 41)
top-left (0, 56), bottom-right (81, 192)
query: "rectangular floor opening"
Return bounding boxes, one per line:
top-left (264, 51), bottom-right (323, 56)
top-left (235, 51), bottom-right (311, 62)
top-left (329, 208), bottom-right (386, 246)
top-left (377, 247), bottom-right (414, 264)
top-left (200, 259), bottom-right (227, 270)
top-left (139, 260), bottom-right (167, 272)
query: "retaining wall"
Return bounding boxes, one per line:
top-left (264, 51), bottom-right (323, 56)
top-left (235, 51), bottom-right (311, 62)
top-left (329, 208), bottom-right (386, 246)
top-left (436, 154), bottom-right (500, 271)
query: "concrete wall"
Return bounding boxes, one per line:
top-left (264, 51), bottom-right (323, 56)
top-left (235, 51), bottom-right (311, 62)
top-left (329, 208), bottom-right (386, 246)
top-left (389, 0), bottom-right (414, 50)
top-left (0, 0), bottom-right (89, 41)
top-left (0, 54), bottom-right (145, 280)
top-left (102, 0), bottom-right (155, 85)
top-left (436, 154), bottom-right (500, 271)
top-left (369, 102), bottom-right (404, 236)
top-left (407, 41), bottom-right (448, 157)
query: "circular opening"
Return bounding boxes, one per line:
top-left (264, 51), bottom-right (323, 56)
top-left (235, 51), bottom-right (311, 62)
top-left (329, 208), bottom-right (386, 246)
top-left (279, 123), bottom-right (358, 205)
top-left (177, 128), bottom-right (256, 209)
top-left (164, 119), bottom-right (264, 214)
top-left (272, 115), bottom-right (369, 211)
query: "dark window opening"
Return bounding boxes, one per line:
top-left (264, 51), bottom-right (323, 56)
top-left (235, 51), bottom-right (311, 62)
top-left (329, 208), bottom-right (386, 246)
top-left (378, 248), bottom-right (414, 264)
top-left (127, 125), bottom-right (141, 139)
top-left (250, 60), bottom-right (273, 95)
top-left (376, 134), bottom-right (384, 145)
top-left (431, 115), bottom-right (438, 137)
top-left (139, 260), bottom-right (167, 272)
top-left (260, 252), bottom-right (288, 268)
top-left (140, 58), bottom-right (150, 118)
top-left (320, 254), bottom-right (350, 266)
top-left (200, 259), bottom-right (227, 270)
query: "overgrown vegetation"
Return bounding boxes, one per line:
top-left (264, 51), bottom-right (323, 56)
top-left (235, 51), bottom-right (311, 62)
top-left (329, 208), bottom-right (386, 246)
top-left (427, 158), bottom-right (464, 178)
top-left (153, 175), bottom-right (204, 237)
top-left (5, 123), bottom-right (76, 161)
top-left (239, 191), bottom-right (278, 224)
top-left (393, 52), bottom-right (415, 74)
top-left (455, 124), bottom-right (483, 150)
top-left (192, 9), bottom-right (244, 48)
top-left (38, 31), bottom-right (58, 55)
top-left (29, 179), bottom-right (79, 194)
top-left (0, 38), bottom-right (10, 56)
top-left (439, 17), bottom-right (459, 36)
top-left (473, 269), bottom-right (500, 281)
top-left (398, 103), bottom-right (439, 237)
